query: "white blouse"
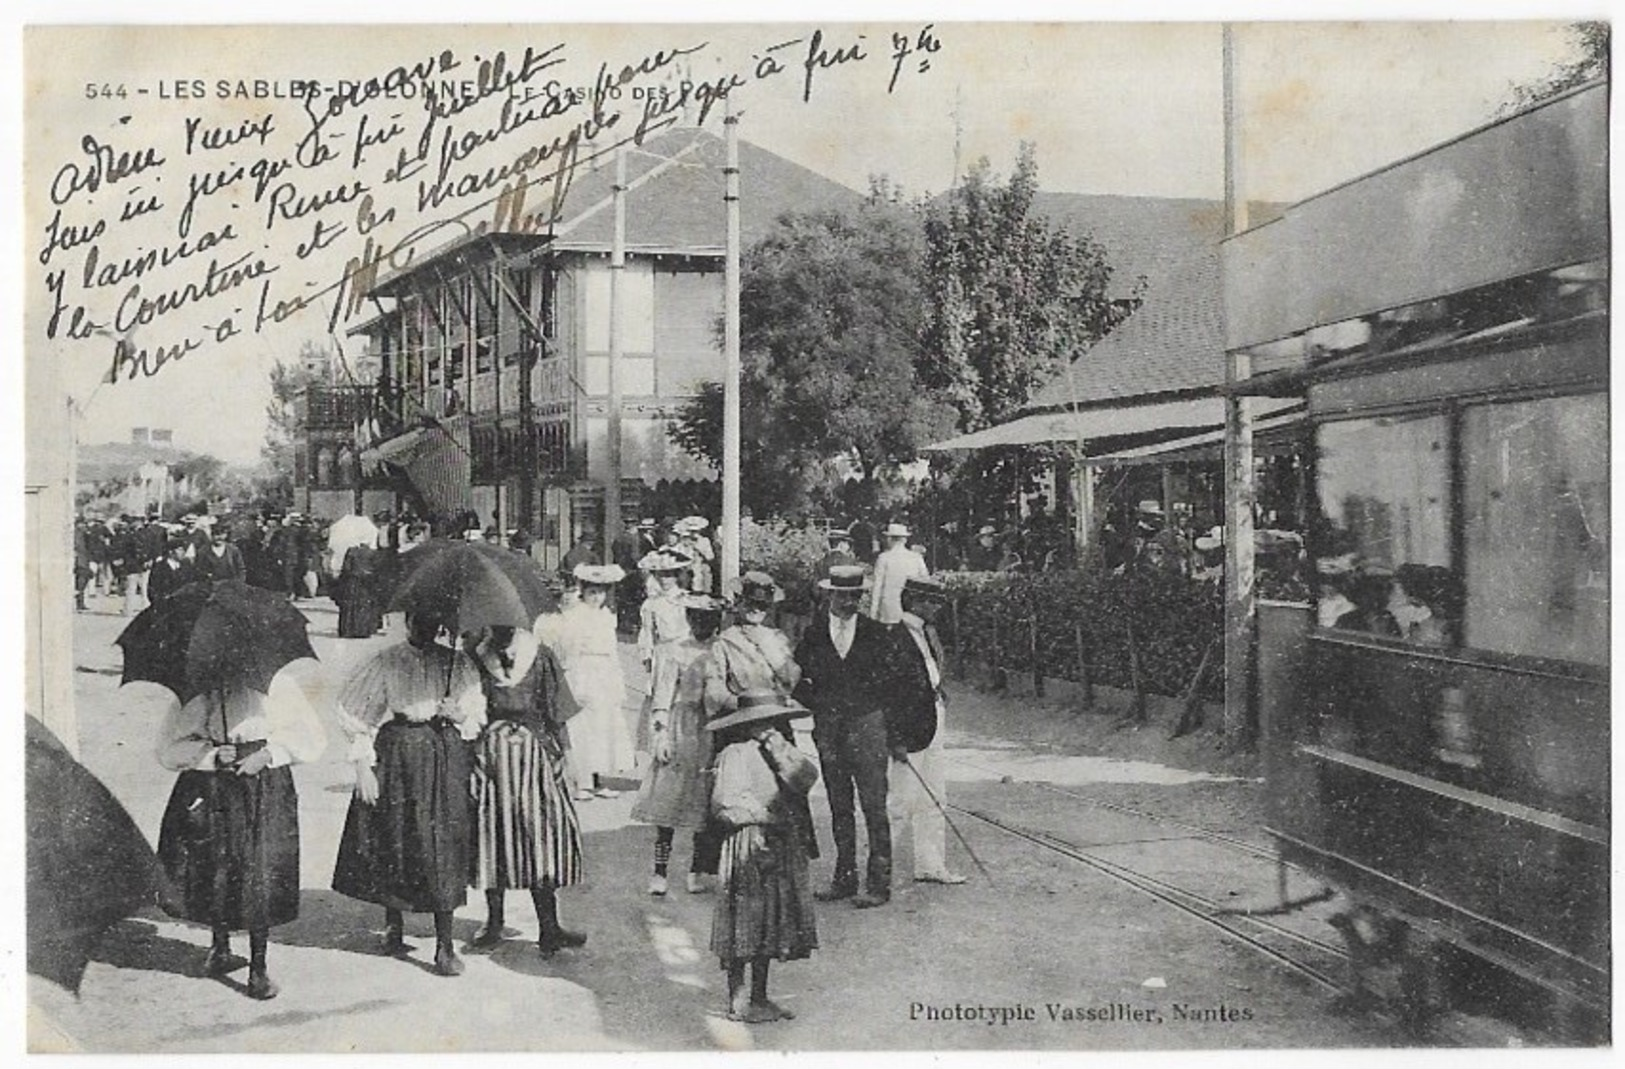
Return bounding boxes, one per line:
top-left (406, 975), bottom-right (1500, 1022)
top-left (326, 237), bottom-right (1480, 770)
top-left (156, 673), bottom-right (327, 772)
top-left (336, 641), bottom-right (487, 765)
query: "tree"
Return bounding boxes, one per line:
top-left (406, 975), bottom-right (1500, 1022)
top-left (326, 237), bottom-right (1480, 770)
top-left (258, 341), bottom-right (326, 507)
top-left (668, 193), bottom-right (956, 516)
top-left (1502, 22), bottom-right (1609, 114)
top-left (919, 144), bottom-right (1133, 527)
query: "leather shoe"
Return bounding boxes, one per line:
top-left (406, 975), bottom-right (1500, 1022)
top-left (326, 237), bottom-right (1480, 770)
top-left (433, 947), bottom-right (465, 977)
top-left (380, 929), bottom-right (411, 956)
top-left (537, 928), bottom-right (588, 956)
top-left (204, 947), bottom-right (248, 977)
top-left (851, 891), bottom-right (891, 909)
top-left (814, 881), bottom-right (858, 902)
top-left (246, 968), bottom-right (279, 1000)
top-left (467, 926), bottom-right (504, 951)
top-left (915, 872), bottom-right (968, 885)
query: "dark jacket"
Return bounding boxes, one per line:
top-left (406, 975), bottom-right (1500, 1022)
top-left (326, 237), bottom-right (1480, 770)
top-left (889, 620), bottom-right (944, 753)
top-left (146, 559), bottom-right (196, 603)
top-left (192, 544), bottom-right (246, 583)
top-left (794, 613), bottom-right (916, 748)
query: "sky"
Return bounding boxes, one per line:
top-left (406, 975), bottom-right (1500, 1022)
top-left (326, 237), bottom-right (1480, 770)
top-left (18, 12), bottom-right (1586, 466)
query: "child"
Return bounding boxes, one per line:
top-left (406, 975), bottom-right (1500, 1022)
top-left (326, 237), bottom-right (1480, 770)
top-left (707, 694), bottom-right (820, 1023)
top-left (631, 592), bottom-right (724, 895)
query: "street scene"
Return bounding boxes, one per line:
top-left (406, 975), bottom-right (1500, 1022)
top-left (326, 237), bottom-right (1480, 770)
top-left (21, 16), bottom-right (1610, 1058)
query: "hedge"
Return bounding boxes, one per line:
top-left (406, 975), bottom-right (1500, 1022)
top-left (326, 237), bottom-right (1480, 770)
top-left (937, 567), bottom-right (1225, 702)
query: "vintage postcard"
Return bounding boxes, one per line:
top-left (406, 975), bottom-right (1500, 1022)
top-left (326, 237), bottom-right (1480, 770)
top-left (18, 10), bottom-right (1611, 1059)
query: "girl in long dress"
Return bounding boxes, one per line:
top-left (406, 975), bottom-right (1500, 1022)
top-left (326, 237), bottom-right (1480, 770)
top-left (466, 626), bottom-right (588, 956)
top-left (156, 673), bottom-right (325, 1000)
top-left (331, 613), bottom-right (487, 977)
top-left (707, 699), bottom-right (820, 1023)
top-left (538, 564), bottom-right (632, 799)
top-left (631, 592), bottom-right (724, 896)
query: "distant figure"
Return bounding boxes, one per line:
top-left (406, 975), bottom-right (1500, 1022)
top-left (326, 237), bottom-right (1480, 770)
top-left (337, 540), bottom-right (385, 638)
top-left (193, 523), bottom-right (247, 583)
top-left (146, 538), bottom-right (196, 603)
top-left (964, 526), bottom-right (1001, 572)
top-left (539, 564), bottom-right (632, 800)
top-left (869, 522), bottom-right (929, 624)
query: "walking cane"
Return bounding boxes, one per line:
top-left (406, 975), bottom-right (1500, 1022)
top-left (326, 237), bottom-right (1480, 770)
top-left (897, 755), bottom-right (994, 888)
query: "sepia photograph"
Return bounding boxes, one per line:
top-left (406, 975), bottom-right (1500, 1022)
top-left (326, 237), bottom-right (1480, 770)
top-left (17, 7), bottom-right (1612, 1057)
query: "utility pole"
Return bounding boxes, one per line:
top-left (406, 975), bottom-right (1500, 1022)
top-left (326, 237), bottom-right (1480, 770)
top-left (1222, 23), bottom-right (1257, 747)
top-left (721, 104), bottom-right (742, 586)
top-left (605, 145), bottom-right (627, 561)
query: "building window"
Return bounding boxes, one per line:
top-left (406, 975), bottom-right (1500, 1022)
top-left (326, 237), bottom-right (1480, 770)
top-left (1313, 414), bottom-right (1450, 637)
top-left (1462, 393), bottom-right (1607, 665)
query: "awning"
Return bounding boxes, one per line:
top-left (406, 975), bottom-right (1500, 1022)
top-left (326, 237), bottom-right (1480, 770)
top-left (922, 396), bottom-right (1298, 452)
top-left (360, 422), bottom-right (472, 517)
top-left (1081, 402), bottom-right (1306, 466)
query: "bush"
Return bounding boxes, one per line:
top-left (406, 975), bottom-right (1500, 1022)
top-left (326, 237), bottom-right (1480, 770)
top-left (938, 565), bottom-right (1224, 701)
top-left (739, 518), bottom-right (833, 615)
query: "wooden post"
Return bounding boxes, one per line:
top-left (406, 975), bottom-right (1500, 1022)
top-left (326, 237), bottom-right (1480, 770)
top-left (950, 594), bottom-right (964, 679)
top-left (1029, 610), bottom-right (1044, 697)
top-left (1126, 616), bottom-right (1147, 725)
top-left (604, 145), bottom-right (626, 562)
top-left (1074, 621), bottom-right (1094, 709)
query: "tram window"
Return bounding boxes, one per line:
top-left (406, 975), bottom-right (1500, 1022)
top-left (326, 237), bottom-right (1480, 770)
top-left (1314, 415), bottom-right (1450, 635)
top-left (1462, 394), bottom-right (1608, 666)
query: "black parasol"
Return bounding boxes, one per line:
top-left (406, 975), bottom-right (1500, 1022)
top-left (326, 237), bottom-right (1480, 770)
top-left (388, 539), bottom-right (559, 636)
top-left (114, 580), bottom-right (317, 706)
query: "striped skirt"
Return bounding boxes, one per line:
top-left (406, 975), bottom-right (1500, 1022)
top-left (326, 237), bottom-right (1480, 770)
top-left (472, 720), bottom-right (583, 890)
top-left (710, 823), bottom-right (818, 965)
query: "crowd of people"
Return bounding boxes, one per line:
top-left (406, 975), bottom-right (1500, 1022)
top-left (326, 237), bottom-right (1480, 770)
top-left (126, 502), bottom-right (969, 1025)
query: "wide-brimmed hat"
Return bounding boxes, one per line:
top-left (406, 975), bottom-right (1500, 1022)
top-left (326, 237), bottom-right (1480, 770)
top-left (817, 564), bottom-right (873, 592)
top-left (637, 518), bottom-right (658, 530)
top-left (882, 522), bottom-right (910, 539)
top-left (706, 691), bottom-right (808, 733)
top-left (1194, 526), bottom-right (1224, 552)
top-left (727, 570), bottom-right (784, 606)
top-left (675, 515), bottom-right (710, 533)
top-left (901, 576), bottom-right (950, 608)
top-left (1137, 500), bottom-right (1164, 515)
top-left (574, 563), bottom-right (626, 586)
top-left (976, 524), bottom-right (998, 538)
top-left (640, 548), bottom-right (694, 573)
top-left (681, 592), bottom-right (726, 613)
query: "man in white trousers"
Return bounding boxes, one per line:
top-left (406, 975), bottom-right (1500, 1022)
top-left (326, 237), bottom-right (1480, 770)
top-left (889, 577), bottom-right (966, 885)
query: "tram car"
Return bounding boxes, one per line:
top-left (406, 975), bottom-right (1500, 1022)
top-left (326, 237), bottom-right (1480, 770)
top-left (1236, 81), bottom-right (1609, 1038)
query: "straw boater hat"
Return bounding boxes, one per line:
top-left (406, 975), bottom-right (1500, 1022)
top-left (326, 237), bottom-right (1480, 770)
top-left (706, 690), bottom-right (809, 734)
top-left (883, 522), bottom-right (910, 540)
top-left (726, 570), bottom-right (784, 606)
top-left (639, 547), bottom-right (694, 573)
top-left (681, 591), bottom-right (726, 614)
top-left (472, 627), bottom-right (540, 688)
top-left (976, 524), bottom-right (997, 538)
top-left (675, 516), bottom-right (710, 534)
top-left (818, 563), bottom-right (873, 592)
top-left (573, 563), bottom-right (626, 587)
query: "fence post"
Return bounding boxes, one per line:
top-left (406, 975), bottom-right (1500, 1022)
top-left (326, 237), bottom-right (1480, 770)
top-left (1126, 615), bottom-right (1148, 725)
top-left (950, 594), bottom-right (964, 680)
top-left (1030, 609), bottom-right (1044, 697)
top-left (1074, 621), bottom-right (1094, 709)
top-left (991, 613), bottom-right (1006, 693)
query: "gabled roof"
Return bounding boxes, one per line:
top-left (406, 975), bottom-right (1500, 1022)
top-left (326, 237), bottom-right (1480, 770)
top-left (1025, 247), bottom-right (1223, 412)
top-left (548, 126), bottom-right (865, 252)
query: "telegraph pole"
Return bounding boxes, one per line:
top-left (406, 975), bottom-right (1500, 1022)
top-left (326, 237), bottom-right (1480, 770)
top-left (605, 145), bottom-right (627, 559)
top-left (721, 104), bottom-right (742, 586)
top-left (1222, 23), bottom-right (1257, 747)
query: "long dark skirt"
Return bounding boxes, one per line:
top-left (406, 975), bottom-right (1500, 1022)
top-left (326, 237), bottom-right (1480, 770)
top-left (710, 823), bottom-right (818, 965)
top-left (472, 721), bottom-right (583, 890)
top-left (157, 766), bottom-right (301, 931)
top-left (332, 719), bottom-right (472, 913)
top-left (337, 579), bottom-right (384, 638)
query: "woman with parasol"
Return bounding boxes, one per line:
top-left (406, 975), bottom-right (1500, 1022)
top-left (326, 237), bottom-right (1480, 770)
top-left (117, 580), bottom-right (325, 1001)
top-left (331, 612), bottom-right (487, 977)
top-left (464, 625), bottom-right (588, 956)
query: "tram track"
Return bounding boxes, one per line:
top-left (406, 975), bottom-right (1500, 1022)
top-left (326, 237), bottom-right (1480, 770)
top-left (947, 800), bottom-right (1354, 998)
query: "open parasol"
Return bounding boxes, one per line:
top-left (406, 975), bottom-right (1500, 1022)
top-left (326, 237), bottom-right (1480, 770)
top-left (114, 580), bottom-right (318, 705)
top-left (326, 513), bottom-right (381, 574)
top-left (388, 539), bottom-right (559, 637)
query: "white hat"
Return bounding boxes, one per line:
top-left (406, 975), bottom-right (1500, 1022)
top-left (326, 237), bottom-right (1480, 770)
top-left (883, 522), bottom-right (910, 539)
top-left (639, 548), bottom-right (694, 573)
top-left (675, 515), bottom-right (710, 533)
top-left (574, 563), bottom-right (626, 586)
top-left (977, 525), bottom-right (998, 538)
top-left (1195, 526), bottom-right (1224, 552)
top-left (1137, 500), bottom-right (1164, 515)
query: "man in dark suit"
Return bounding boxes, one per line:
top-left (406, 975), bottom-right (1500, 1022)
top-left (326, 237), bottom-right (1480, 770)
top-left (192, 523), bottom-right (247, 583)
top-left (146, 538), bottom-right (196, 603)
top-left (793, 564), bottom-right (912, 908)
